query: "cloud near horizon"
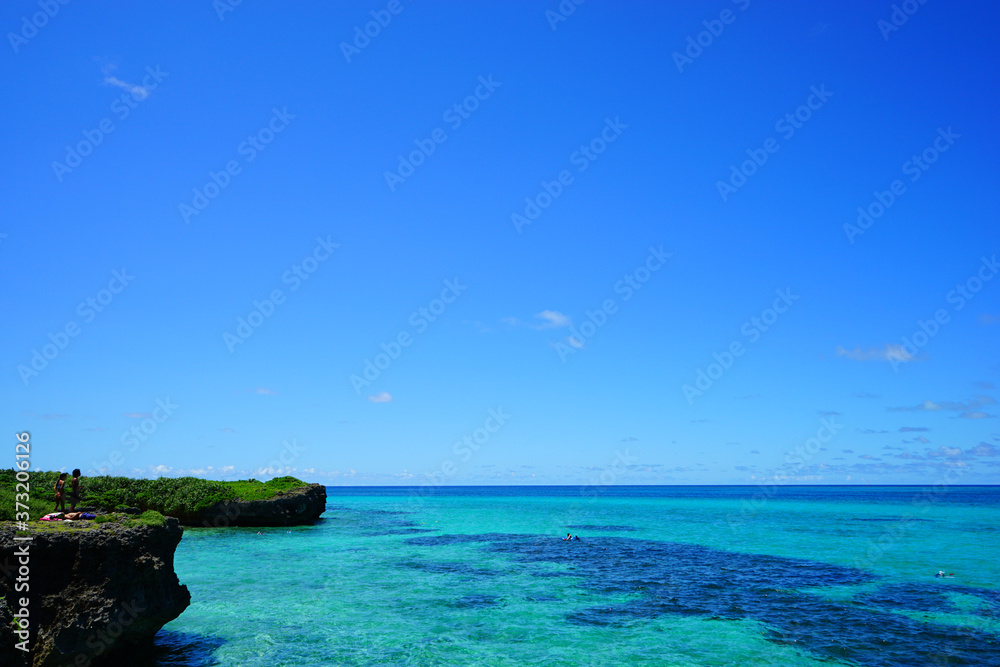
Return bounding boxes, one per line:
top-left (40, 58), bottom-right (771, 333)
top-left (888, 395), bottom-right (996, 417)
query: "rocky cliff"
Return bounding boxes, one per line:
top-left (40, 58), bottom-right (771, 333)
top-left (189, 482), bottom-right (327, 527)
top-left (0, 518), bottom-right (190, 667)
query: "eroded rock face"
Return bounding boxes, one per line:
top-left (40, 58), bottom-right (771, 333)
top-left (191, 483), bottom-right (327, 527)
top-left (0, 519), bottom-right (190, 667)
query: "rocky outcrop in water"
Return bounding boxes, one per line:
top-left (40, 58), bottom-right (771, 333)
top-left (0, 519), bottom-right (190, 667)
top-left (189, 482), bottom-right (327, 527)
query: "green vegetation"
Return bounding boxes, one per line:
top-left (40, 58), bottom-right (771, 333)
top-left (0, 470), bottom-right (307, 521)
top-left (224, 476), bottom-right (308, 501)
top-left (8, 511), bottom-right (167, 533)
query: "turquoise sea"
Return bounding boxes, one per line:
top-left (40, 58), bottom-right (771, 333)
top-left (148, 486), bottom-right (1000, 666)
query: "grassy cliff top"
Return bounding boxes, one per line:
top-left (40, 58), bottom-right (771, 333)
top-left (0, 471), bottom-right (309, 522)
top-left (0, 510), bottom-right (168, 535)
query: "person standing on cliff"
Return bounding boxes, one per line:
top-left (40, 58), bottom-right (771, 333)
top-left (54, 472), bottom-right (67, 512)
top-left (68, 469), bottom-right (82, 511)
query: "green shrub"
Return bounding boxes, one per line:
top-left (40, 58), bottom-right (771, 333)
top-left (0, 470), bottom-right (309, 522)
top-left (134, 510), bottom-right (166, 526)
top-left (224, 476), bottom-right (307, 501)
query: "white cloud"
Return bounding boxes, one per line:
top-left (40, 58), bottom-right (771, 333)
top-left (368, 392), bottom-right (393, 403)
top-left (889, 395), bottom-right (995, 414)
top-left (103, 65), bottom-right (149, 100)
top-left (534, 310), bottom-right (572, 328)
top-left (970, 443), bottom-right (1000, 457)
top-left (835, 344), bottom-right (914, 363)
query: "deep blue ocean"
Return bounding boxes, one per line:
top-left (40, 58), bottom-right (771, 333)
top-left (147, 486), bottom-right (1000, 666)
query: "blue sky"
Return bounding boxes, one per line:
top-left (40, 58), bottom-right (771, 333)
top-left (2, 0), bottom-right (998, 485)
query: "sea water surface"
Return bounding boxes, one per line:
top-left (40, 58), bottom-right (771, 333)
top-left (149, 486), bottom-right (1000, 666)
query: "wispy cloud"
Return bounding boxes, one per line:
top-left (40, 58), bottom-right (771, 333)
top-left (926, 446), bottom-right (963, 459)
top-left (818, 410), bottom-right (842, 416)
top-left (220, 427), bottom-right (236, 433)
top-left (101, 64), bottom-right (149, 99)
top-left (857, 428), bottom-right (888, 434)
top-left (888, 395), bottom-right (995, 414)
top-left (254, 387), bottom-right (277, 395)
top-left (898, 426), bottom-right (929, 432)
top-left (853, 392), bottom-right (880, 399)
top-left (971, 442), bottom-right (999, 457)
top-left (534, 310), bottom-right (571, 329)
top-left (835, 344), bottom-right (914, 364)
top-left (368, 392), bottom-right (393, 403)
top-left (123, 412), bottom-right (152, 419)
